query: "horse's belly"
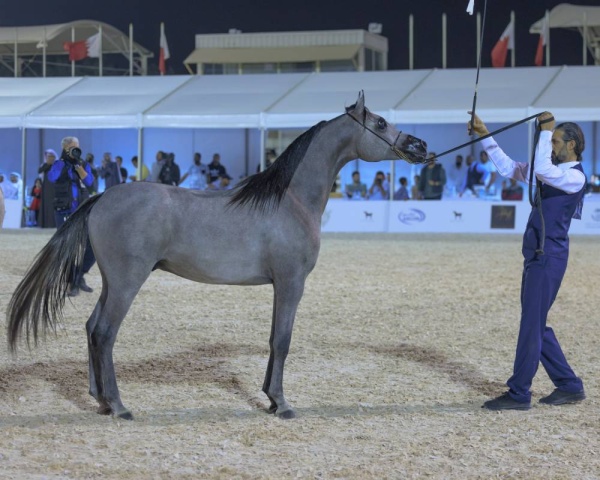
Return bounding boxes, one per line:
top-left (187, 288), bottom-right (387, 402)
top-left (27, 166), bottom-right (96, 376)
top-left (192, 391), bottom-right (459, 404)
top-left (156, 258), bottom-right (272, 286)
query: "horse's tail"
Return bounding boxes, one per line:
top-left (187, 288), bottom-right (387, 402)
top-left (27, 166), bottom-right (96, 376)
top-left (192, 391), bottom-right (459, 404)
top-left (7, 193), bottom-right (104, 352)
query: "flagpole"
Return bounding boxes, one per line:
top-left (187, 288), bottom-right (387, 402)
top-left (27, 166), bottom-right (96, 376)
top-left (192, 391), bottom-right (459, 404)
top-left (510, 11), bottom-right (515, 67)
top-left (442, 13), bottom-right (447, 69)
top-left (545, 10), bottom-right (550, 67)
top-left (583, 12), bottom-right (588, 66)
top-left (13, 28), bottom-right (18, 78)
top-left (99, 24), bottom-right (103, 76)
top-left (129, 23), bottom-right (134, 76)
top-left (408, 15), bottom-right (414, 70)
top-left (160, 22), bottom-right (165, 75)
top-left (43, 27), bottom-right (47, 77)
top-left (71, 27), bottom-right (75, 76)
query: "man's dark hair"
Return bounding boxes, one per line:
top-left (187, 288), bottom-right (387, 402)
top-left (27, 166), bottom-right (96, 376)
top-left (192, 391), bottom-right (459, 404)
top-left (352, 170), bottom-right (359, 176)
top-left (556, 122), bottom-right (585, 161)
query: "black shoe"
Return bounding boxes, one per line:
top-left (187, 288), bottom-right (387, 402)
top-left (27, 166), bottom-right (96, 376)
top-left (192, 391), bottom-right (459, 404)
top-left (79, 276), bottom-right (93, 293)
top-left (67, 284), bottom-right (80, 297)
top-left (539, 388), bottom-right (586, 406)
top-left (482, 392), bottom-right (531, 411)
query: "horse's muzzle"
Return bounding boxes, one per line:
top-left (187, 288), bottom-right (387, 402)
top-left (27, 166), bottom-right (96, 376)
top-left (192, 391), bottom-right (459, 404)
top-left (394, 135), bottom-right (428, 164)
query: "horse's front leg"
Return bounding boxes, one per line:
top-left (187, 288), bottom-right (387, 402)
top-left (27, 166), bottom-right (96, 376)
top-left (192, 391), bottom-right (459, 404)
top-left (262, 278), bottom-right (305, 419)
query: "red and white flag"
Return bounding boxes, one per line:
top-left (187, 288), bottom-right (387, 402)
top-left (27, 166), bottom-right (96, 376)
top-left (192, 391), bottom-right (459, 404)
top-left (63, 33), bottom-right (101, 62)
top-left (159, 23), bottom-right (170, 75)
top-left (491, 21), bottom-right (514, 68)
top-left (535, 14), bottom-right (549, 66)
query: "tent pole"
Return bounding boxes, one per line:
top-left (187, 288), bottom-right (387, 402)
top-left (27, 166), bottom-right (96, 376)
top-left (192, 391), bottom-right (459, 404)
top-left (129, 23), bottom-right (134, 76)
top-left (99, 24), bottom-right (103, 77)
top-left (43, 27), bottom-right (47, 77)
top-left (137, 127), bottom-right (144, 182)
top-left (442, 13), bottom-right (447, 69)
top-left (21, 128), bottom-right (27, 227)
top-left (13, 28), bottom-right (18, 77)
top-left (511, 11), bottom-right (516, 68)
top-left (583, 12), bottom-right (587, 66)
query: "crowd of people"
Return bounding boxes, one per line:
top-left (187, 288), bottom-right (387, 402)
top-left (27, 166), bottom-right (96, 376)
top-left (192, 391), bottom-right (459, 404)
top-left (340, 149), bottom-right (524, 201)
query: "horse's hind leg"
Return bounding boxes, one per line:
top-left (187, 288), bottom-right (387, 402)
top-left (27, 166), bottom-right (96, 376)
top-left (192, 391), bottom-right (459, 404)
top-left (87, 269), bottom-right (150, 420)
top-left (262, 277), bottom-right (305, 419)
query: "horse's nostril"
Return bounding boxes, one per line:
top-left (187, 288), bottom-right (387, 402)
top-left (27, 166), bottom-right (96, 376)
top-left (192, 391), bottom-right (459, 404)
top-left (422, 140), bottom-right (428, 148)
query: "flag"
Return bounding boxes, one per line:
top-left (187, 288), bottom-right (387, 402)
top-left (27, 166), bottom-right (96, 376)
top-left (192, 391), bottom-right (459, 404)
top-left (466, 0), bottom-right (474, 15)
top-left (491, 21), bottom-right (514, 68)
top-left (159, 23), bottom-right (170, 75)
top-left (63, 33), bottom-right (101, 61)
top-left (535, 14), bottom-right (549, 66)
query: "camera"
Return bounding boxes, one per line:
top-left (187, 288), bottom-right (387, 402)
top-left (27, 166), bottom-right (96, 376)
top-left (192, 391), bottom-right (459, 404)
top-left (66, 147), bottom-right (84, 166)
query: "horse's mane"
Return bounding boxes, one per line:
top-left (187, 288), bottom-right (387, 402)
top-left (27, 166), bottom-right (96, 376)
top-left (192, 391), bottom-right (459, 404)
top-left (228, 120), bottom-right (327, 213)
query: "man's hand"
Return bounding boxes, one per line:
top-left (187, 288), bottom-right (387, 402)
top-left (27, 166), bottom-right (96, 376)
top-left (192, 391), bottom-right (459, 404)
top-left (467, 111), bottom-right (489, 137)
top-left (537, 111), bottom-right (555, 131)
top-left (74, 164), bottom-right (88, 180)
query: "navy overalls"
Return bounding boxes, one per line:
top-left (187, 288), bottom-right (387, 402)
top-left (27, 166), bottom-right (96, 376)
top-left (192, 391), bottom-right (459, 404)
top-left (507, 163), bottom-right (585, 403)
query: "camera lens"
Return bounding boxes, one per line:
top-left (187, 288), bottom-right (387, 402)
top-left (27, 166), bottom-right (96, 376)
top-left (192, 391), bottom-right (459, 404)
top-left (70, 147), bottom-right (82, 160)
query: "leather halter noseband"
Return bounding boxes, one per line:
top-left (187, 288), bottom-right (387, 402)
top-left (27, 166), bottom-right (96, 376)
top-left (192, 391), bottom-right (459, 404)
top-left (345, 109), bottom-right (418, 163)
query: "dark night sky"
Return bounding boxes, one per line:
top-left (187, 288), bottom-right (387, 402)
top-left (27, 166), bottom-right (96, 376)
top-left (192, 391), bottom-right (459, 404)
top-left (3, 0), bottom-right (600, 74)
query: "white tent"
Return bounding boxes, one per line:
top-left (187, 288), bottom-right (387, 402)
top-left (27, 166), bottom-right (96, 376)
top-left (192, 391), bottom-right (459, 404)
top-left (530, 3), bottom-right (600, 65)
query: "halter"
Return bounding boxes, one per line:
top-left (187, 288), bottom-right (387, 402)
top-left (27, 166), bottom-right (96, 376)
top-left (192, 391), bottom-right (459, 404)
top-left (345, 110), bottom-right (420, 164)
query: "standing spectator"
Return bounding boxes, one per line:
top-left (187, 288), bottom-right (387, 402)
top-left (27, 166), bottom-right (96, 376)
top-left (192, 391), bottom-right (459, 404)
top-left (0, 172), bottom-right (17, 199)
top-left (460, 150), bottom-right (497, 197)
top-left (85, 153), bottom-right (99, 194)
top-left (159, 152), bottom-right (181, 186)
top-left (368, 171), bottom-right (389, 200)
top-left (393, 177), bottom-right (410, 200)
top-left (344, 171), bottom-right (367, 200)
top-left (38, 149), bottom-right (58, 228)
top-left (98, 152), bottom-right (122, 191)
top-left (207, 153), bottom-right (227, 183)
top-left (149, 150), bottom-right (166, 182)
top-left (471, 112), bottom-right (587, 411)
top-left (28, 178), bottom-right (43, 226)
top-left (419, 157), bottom-right (447, 200)
top-left (47, 136), bottom-right (96, 297)
top-left (446, 154), bottom-right (465, 197)
top-left (9, 172), bottom-right (23, 200)
top-left (180, 152), bottom-right (208, 190)
top-left (129, 156), bottom-right (150, 182)
top-left (115, 156), bottom-right (128, 184)
top-left (411, 175), bottom-right (422, 200)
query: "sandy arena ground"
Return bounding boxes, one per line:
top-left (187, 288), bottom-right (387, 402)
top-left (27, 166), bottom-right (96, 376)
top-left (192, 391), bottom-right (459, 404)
top-left (0, 229), bottom-right (599, 479)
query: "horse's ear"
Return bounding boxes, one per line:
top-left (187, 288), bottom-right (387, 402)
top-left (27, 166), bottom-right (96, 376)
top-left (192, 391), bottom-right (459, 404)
top-left (346, 90), bottom-right (365, 114)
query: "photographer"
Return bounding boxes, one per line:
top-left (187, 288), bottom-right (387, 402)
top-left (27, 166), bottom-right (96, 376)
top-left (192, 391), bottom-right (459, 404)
top-left (48, 136), bottom-right (96, 297)
top-left (368, 171), bottom-right (389, 200)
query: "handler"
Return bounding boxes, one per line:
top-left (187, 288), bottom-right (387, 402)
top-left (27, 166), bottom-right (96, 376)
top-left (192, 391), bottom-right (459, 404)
top-left (48, 136), bottom-right (96, 297)
top-left (469, 111), bottom-right (587, 411)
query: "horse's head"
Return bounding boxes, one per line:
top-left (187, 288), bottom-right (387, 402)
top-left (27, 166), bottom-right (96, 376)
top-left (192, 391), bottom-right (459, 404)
top-left (346, 91), bottom-right (428, 164)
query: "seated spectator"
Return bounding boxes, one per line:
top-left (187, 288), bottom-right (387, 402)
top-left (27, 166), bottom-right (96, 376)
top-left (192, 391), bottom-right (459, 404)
top-left (207, 173), bottom-right (233, 191)
top-left (501, 178), bottom-right (524, 200)
top-left (393, 177), bottom-right (410, 200)
top-left (344, 171), bottom-right (367, 200)
top-left (368, 171), bottom-right (389, 200)
top-left (129, 156), bottom-right (150, 182)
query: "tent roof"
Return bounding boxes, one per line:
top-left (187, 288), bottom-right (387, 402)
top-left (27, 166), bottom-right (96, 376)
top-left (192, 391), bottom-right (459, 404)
top-left (529, 4), bottom-right (600, 32)
top-left (0, 20), bottom-right (152, 57)
top-left (1, 66), bottom-right (600, 129)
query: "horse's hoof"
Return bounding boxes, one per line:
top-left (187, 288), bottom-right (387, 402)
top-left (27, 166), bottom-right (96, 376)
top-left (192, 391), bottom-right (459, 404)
top-left (96, 405), bottom-right (112, 415)
top-left (276, 408), bottom-right (296, 420)
top-left (116, 410), bottom-right (134, 421)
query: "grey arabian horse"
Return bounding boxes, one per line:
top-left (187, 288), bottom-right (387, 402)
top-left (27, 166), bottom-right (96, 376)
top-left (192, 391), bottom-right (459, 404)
top-left (7, 92), bottom-right (428, 420)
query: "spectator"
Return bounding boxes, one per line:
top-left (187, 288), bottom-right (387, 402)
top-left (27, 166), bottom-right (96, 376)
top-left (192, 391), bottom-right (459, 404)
top-left (446, 154), bottom-right (465, 197)
top-left (180, 152), bottom-right (208, 190)
top-left (98, 152), bottom-right (122, 190)
top-left (115, 156), bottom-right (128, 183)
top-left (47, 136), bottom-right (96, 297)
top-left (0, 172), bottom-right (18, 199)
top-left (9, 172), bottom-right (23, 200)
top-left (257, 148), bottom-right (277, 173)
top-left (85, 153), bottom-right (99, 194)
top-left (38, 149), bottom-right (58, 228)
top-left (0, 187), bottom-right (4, 228)
top-left (207, 153), bottom-right (227, 183)
top-left (411, 175), bottom-right (422, 200)
top-left (149, 150), bottom-right (167, 182)
top-left (159, 152), bottom-right (181, 186)
top-left (501, 178), bottom-right (524, 200)
top-left (207, 173), bottom-right (233, 191)
top-left (368, 171), bottom-right (389, 200)
top-left (393, 177), bottom-right (410, 200)
top-left (28, 178), bottom-right (43, 226)
top-left (129, 156), bottom-right (150, 182)
top-left (344, 170), bottom-right (367, 200)
top-left (419, 156), bottom-right (447, 200)
top-left (460, 150), bottom-right (497, 197)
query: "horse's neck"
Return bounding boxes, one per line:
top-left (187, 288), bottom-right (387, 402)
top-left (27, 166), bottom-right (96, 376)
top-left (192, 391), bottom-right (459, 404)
top-left (288, 117), bottom-right (356, 215)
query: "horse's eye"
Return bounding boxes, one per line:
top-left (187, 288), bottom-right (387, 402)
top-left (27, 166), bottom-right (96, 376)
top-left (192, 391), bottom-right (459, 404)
top-left (377, 118), bottom-right (387, 130)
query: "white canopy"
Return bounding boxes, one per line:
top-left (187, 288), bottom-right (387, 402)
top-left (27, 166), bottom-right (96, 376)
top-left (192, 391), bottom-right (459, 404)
top-left (0, 66), bottom-right (600, 129)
